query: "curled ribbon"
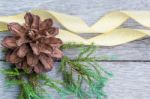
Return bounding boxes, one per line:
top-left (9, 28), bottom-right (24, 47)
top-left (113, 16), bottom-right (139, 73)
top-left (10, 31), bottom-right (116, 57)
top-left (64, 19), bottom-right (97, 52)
top-left (0, 10), bottom-right (150, 46)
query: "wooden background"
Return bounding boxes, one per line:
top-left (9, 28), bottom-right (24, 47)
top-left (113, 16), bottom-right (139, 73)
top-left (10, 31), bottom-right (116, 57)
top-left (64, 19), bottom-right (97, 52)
top-left (0, 0), bottom-right (150, 99)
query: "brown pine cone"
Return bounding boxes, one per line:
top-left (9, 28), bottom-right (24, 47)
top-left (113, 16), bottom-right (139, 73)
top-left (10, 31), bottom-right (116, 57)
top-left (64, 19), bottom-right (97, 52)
top-left (2, 12), bottom-right (63, 73)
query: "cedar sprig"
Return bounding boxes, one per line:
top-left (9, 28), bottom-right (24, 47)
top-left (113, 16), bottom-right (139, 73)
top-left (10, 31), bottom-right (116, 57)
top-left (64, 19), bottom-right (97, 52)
top-left (60, 43), bottom-right (84, 49)
top-left (0, 67), bottom-right (67, 99)
top-left (59, 44), bottom-right (112, 99)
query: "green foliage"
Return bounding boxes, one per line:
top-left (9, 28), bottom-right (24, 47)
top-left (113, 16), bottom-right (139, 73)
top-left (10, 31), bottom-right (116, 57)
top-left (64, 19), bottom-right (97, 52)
top-left (1, 69), bottom-right (45, 99)
top-left (59, 44), bottom-right (112, 99)
top-left (60, 43), bottom-right (84, 49)
top-left (0, 68), bottom-right (68, 99)
top-left (2, 48), bottom-right (9, 53)
top-left (0, 43), bottom-right (112, 99)
top-left (0, 68), bottom-right (19, 76)
top-left (38, 74), bottom-right (69, 96)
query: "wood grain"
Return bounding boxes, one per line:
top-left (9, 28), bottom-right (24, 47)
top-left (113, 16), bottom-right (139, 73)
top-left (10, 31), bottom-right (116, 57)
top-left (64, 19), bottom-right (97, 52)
top-left (0, 33), bottom-right (150, 61)
top-left (0, 0), bottom-right (150, 99)
top-left (0, 62), bottom-right (150, 99)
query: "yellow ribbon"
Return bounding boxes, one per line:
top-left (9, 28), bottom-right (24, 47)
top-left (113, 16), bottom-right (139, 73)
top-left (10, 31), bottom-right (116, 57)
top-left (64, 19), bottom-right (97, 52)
top-left (0, 10), bottom-right (150, 46)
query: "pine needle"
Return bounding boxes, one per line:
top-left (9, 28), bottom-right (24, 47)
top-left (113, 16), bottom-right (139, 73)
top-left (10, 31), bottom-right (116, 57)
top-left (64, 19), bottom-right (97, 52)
top-left (58, 43), bottom-right (112, 99)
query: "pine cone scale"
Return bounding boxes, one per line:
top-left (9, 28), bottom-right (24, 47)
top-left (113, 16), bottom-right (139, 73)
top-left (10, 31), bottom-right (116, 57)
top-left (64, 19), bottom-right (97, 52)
top-left (8, 23), bottom-right (26, 37)
top-left (30, 43), bottom-right (40, 55)
top-left (31, 15), bottom-right (40, 30)
top-left (7, 49), bottom-right (23, 63)
top-left (39, 43), bottom-right (52, 55)
top-left (17, 44), bottom-right (29, 58)
top-left (39, 18), bottom-right (53, 31)
top-left (2, 36), bottom-right (17, 48)
top-left (24, 12), bottom-right (33, 28)
top-left (27, 52), bottom-right (38, 67)
top-left (39, 54), bottom-right (53, 70)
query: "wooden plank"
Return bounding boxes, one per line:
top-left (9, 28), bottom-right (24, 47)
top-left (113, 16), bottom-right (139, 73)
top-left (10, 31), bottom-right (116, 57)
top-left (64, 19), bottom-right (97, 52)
top-left (63, 37), bottom-right (150, 61)
top-left (103, 62), bottom-right (150, 99)
top-left (0, 0), bottom-right (150, 99)
top-left (0, 61), bottom-right (150, 99)
top-left (0, 32), bottom-right (150, 61)
top-left (0, 0), bottom-right (150, 61)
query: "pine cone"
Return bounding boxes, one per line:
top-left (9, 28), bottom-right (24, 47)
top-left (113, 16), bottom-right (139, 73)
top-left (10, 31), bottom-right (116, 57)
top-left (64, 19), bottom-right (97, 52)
top-left (2, 12), bottom-right (63, 73)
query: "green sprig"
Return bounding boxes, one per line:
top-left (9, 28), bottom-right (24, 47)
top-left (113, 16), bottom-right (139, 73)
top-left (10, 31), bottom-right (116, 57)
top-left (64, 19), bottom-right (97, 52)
top-left (59, 43), bottom-right (112, 99)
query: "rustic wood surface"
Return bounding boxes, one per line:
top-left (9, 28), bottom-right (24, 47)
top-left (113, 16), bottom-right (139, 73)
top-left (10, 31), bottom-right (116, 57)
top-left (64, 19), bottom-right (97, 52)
top-left (0, 0), bottom-right (150, 99)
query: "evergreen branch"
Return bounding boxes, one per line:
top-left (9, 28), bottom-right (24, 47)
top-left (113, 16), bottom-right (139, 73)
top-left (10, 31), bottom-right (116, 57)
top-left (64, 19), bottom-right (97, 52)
top-left (59, 44), bottom-right (112, 99)
top-left (17, 74), bottom-right (43, 99)
top-left (61, 43), bottom-right (84, 49)
top-left (39, 74), bottom-right (67, 93)
top-left (0, 68), bottom-right (19, 76)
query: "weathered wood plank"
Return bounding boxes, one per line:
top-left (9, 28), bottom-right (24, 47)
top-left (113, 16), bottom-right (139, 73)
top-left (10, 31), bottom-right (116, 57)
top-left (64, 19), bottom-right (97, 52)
top-left (0, 32), bottom-right (150, 61)
top-left (63, 37), bottom-right (150, 61)
top-left (0, 0), bottom-right (150, 99)
top-left (0, 62), bottom-right (150, 99)
top-left (0, 0), bottom-right (150, 61)
top-left (103, 62), bottom-right (150, 99)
